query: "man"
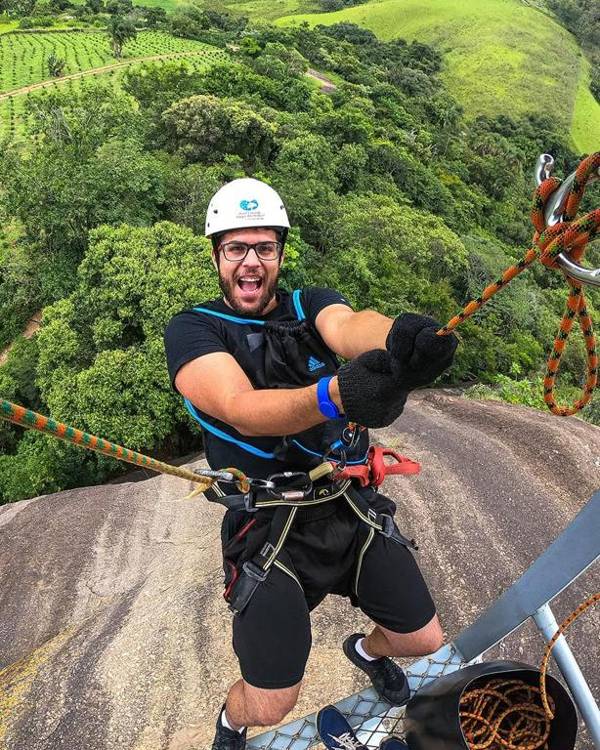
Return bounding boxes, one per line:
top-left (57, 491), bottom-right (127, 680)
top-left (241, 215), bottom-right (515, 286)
top-left (164, 177), bottom-right (457, 750)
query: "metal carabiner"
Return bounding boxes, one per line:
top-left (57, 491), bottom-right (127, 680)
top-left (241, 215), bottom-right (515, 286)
top-left (341, 424), bottom-right (361, 450)
top-left (246, 477), bottom-right (277, 490)
top-left (535, 153), bottom-right (600, 287)
top-left (193, 469), bottom-right (237, 483)
top-left (322, 445), bottom-right (347, 472)
top-left (266, 471), bottom-right (313, 500)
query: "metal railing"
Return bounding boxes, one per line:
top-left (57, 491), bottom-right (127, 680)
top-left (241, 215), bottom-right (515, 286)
top-left (249, 491), bottom-right (600, 749)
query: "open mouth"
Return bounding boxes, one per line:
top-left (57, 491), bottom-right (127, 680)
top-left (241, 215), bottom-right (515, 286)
top-left (237, 276), bottom-right (263, 294)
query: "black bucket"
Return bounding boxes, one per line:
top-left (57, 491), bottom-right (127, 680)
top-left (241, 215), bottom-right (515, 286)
top-left (404, 660), bottom-right (578, 750)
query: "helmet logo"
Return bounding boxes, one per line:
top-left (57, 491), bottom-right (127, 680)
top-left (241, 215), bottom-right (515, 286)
top-left (240, 199), bottom-right (259, 211)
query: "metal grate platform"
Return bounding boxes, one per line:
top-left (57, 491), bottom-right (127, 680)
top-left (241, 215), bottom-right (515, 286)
top-left (247, 644), bottom-right (468, 749)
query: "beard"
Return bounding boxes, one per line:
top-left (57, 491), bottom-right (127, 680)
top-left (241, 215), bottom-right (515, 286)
top-left (218, 272), bottom-right (279, 316)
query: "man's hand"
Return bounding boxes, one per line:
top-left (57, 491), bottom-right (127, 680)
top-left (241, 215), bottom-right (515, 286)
top-left (337, 349), bottom-right (407, 428)
top-left (386, 313), bottom-right (458, 389)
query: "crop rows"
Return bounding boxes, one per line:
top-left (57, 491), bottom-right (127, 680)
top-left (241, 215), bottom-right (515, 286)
top-left (0, 30), bottom-right (223, 95)
top-left (124, 31), bottom-right (216, 58)
top-left (0, 37), bottom-right (229, 138)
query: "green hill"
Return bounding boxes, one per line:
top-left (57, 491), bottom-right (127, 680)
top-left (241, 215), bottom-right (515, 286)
top-left (220, 0), bottom-right (318, 21)
top-left (277, 0), bottom-right (600, 155)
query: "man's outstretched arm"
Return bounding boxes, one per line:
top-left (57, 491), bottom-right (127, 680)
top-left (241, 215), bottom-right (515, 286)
top-left (315, 305), bottom-right (393, 360)
top-left (174, 306), bottom-right (457, 438)
top-left (175, 351), bottom-right (342, 437)
top-left (175, 346), bottom-right (408, 437)
top-left (316, 304), bottom-right (458, 389)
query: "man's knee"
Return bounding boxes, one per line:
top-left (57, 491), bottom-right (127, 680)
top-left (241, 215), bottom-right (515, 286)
top-left (243, 680), bottom-right (302, 726)
top-left (413, 619), bottom-right (444, 655)
top-left (383, 614), bottom-right (444, 657)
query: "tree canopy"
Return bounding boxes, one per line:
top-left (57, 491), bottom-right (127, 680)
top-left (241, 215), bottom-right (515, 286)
top-left (0, 17), bottom-right (596, 503)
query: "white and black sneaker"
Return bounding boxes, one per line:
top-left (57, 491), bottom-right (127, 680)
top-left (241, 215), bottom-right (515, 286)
top-left (211, 706), bottom-right (247, 750)
top-left (342, 633), bottom-right (410, 706)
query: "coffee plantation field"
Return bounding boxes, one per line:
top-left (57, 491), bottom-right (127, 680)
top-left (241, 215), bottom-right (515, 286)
top-left (0, 30), bottom-right (229, 137)
top-left (0, 30), bottom-right (225, 93)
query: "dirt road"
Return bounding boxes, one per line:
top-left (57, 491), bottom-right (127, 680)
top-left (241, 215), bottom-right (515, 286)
top-left (0, 314), bottom-right (41, 366)
top-left (306, 67), bottom-right (337, 93)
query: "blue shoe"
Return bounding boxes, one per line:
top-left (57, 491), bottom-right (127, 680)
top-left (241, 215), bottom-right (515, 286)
top-left (380, 738), bottom-right (409, 749)
top-left (316, 705), bottom-right (368, 750)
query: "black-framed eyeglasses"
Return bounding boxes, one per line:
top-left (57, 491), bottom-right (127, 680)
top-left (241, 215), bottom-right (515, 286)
top-left (218, 241), bottom-right (282, 262)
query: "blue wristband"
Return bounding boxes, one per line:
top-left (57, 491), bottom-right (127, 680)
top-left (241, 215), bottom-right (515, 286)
top-left (317, 376), bottom-right (341, 419)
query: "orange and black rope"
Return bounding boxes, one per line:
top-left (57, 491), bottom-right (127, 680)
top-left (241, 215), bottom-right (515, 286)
top-left (538, 591), bottom-right (599, 718)
top-left (439, 152), bottom-right (600, 417)
top-left (459, 592), bottom-right (599, 750)
top-left (460, 679), bottom-right (554, 750)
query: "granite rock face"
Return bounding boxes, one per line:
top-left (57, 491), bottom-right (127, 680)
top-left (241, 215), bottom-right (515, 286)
top-left (1, 393), bottom-right (599, 750)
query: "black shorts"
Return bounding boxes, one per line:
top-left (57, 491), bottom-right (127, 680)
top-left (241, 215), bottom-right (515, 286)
top-left (222, 487), bottom-right (436, 690)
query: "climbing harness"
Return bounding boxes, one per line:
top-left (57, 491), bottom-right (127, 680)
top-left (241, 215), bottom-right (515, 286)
top-left (439, 151), bottom-right (600, 417)
top-left (0, 396), bottom-right (420, 615)
top-left (206, 455), bottom-right (420, 615)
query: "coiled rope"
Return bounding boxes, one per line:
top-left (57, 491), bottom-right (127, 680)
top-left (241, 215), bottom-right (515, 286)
top-left (460, 679), bottom-right (555, 750)
top-left (459, 592), bottom-right (599, 750)
top-left (439, 152), bottom-right (600, 416)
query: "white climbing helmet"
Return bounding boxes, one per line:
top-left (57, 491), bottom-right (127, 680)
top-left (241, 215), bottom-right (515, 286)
top-left (205, 177), bottom-right (290, 238)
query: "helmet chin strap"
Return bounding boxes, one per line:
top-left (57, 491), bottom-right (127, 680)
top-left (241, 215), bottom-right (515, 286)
top-left (277, 227), bottom-right (288, 249)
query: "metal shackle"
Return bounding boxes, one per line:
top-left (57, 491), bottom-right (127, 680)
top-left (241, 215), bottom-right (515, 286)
top-left (535, 153), bottom-right (600, 287)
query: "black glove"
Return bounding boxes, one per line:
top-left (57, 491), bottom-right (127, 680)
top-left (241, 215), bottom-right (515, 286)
top-left (386, 312), bottom-right (458, 389)
top-left (337, 349), bottom-right (408, 428)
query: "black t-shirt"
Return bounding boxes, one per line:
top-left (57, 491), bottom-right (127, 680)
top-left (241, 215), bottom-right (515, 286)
top-left (164, 287), bottom-right (353, 477)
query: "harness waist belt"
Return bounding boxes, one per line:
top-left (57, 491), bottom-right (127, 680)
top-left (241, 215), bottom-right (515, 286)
top-left (208, 478), bottom-right (353, 513)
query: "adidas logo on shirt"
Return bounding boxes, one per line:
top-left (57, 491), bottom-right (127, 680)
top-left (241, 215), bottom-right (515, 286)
top-left (308, 356), bottom-right (326, 372)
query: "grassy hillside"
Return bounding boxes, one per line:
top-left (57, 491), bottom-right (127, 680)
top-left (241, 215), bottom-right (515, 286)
top-left (225, 0), bottom-right (318, 21)
top-left (0, 30), bottom-right (228, 137)
top-left (132, 0), bottom-right (181, 9)
top-left (130, 0), bottom-right (317, 15)
top-left (277, 0), bottom-right (600, 155)
top-left (572, 56), bottom-right (600, 155)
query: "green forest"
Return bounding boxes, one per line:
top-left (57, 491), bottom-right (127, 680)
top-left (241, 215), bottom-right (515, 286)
top-left (0, 0), bottom-right (599, 504)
